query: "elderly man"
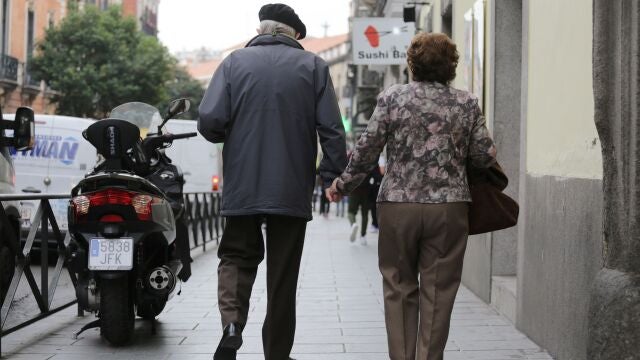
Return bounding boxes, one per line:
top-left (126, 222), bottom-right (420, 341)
top-left (198, 3), bottom-right (347, 360)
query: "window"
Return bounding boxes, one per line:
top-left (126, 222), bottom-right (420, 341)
top-left (24, 7), bottom-right (37, 87)
top-left (1, 0), bottom-right (9, 55)
top-left (27, 9), bottom-right (34, 60)
top-left (48, 11), bottom-right (55, 29)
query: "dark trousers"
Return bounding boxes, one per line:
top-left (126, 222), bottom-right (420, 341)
top-left (319, 193), bottom-right (330, 215)
top-left (217, 214), bottom-right (307, 360)
top-left (378, 202), bottom-right (469, 360)
top-left (369, 187), bottom-right (380, 227)
top-left (348, 193), bottom-right (370, 236)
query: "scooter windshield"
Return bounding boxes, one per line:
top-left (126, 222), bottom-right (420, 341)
top-left (110, 102), bottom-right (163, 138)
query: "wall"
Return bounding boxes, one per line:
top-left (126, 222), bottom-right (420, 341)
top-left (452, 0), bottom-right (476, 91)
top-left (329, 61), bottom-right (349, 120)
top-left (449, 4), bottom-right (604, 358)
top-left (525, 0), bottom-right (601, 179)
top-left (451, 0), bottom-right (493, 302)
top-left (490, 0), bottom-right (521, 277)
top-left (518, 175), bottom-right (602, 360)
top-left (517, 0), bottom-right (603, 359)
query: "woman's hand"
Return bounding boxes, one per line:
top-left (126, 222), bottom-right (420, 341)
top-left (325, 178), bottom-right (342, 202)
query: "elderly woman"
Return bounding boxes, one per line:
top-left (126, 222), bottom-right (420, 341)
top-left (328, 33), bottom-right (497, 360)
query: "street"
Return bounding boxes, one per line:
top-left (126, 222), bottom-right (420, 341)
top-left (3, 264), bottom-right (76, 332)
top-left (1, 216), bottom-right (551, 359)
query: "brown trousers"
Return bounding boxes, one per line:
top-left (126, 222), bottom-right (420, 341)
top-left (217, 214), bottom-right (307, 360)
top-left (377, 202), bottom-right (469, 360)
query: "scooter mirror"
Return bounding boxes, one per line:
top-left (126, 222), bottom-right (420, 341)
top-left (159, 98), bottom-right (191, 133)
top-left (167, 98), bottom-right (191, 119)
top-left (13, 107), bottom-right (35, 151)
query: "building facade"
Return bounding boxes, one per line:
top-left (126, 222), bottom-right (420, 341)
top-left (0, 0), bottom-right (65, 114)
top-left (118, 0), bottom-right (158, 36)
top-left (68, 1), bottom-right (159, 36)
top-left (89, 0), bottom-right (159, 36)
top-left (349, 0), bottom-right (638, 359)
top-left (0, 0), bottom-right (160, 114)
top-left (186, 35), bottom-right (350, 96)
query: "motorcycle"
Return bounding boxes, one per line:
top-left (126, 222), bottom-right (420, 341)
top-left (66, 99), bottom-right (196, 345)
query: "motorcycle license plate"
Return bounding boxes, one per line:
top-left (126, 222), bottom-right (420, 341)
top-left (88, 238), bottom-right (134, 271)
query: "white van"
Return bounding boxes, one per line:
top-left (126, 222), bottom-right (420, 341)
top-left (7, 114), bottom-right (97, 229)
top-left (9, 116), bottom-right (222, 229)
top-left (164, 119), bottom-right (223, 193)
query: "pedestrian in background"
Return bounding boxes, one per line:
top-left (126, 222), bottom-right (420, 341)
top-left (368, 161), bottom-right (384, 232)
top-left (327, 33), bottom-right (497, 360)
top-left (316, 172), bottom-right (330, 218)
top-left (346, 167), bottom-right (377, 244)
top-left (198, 3), bottom-right (347, 360)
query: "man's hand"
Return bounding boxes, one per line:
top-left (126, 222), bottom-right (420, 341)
top-left (325, 178), bottom-right (342, 202)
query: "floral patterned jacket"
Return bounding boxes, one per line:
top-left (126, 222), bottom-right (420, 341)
top-left (336, 81), bottom-right (497, 203)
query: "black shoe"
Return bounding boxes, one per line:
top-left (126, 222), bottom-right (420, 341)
top-left (213, 347), bottom-right (236, 360)
top-left (213, 323), bottom-right (243, 360)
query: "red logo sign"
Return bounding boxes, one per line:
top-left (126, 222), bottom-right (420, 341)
top-left (365, 25), bottom-right (380, 48)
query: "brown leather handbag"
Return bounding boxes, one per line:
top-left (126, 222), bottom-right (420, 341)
top-left (467, 162), bottom-right (519, 235)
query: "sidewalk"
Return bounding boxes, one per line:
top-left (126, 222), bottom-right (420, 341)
top-left (1, 216), bottom-right (552, 360)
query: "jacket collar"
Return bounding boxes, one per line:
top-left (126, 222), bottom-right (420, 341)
top-left (245, 34), bottom-right (305, 50)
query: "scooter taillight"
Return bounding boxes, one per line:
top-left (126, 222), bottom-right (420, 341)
top-left (72, 196), bottom-right (90, 216)
top-left (100, 214), bottom-right (125, 223)
top-left (71, 189), bottom-right (161, 222)
top-left (131, 194), bottom-right (153, 221)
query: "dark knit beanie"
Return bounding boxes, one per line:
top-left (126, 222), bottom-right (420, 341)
top-left (259, 3), bottom-right (307, 39)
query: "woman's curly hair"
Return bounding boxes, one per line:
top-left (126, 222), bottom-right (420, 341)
top-left (407, 33), bottom-right (459, 85)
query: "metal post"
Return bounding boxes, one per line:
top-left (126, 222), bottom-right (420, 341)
top-left (202, 194), bottom-right (207, 252)
top-left (40, 205), bottom-right (49, 312)
top-left (214, 194), bottom-right (221, 244)
top-left (209, 194), bottom-right (215, 242)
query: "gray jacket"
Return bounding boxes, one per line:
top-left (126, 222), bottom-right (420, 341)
top-left (198, 34), bottom-right (347, 220)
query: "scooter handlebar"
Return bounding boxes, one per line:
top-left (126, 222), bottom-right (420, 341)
top-left (164, 132), bottom-right (197, 141)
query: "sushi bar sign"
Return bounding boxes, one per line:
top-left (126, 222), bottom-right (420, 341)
top-left (352, 18), bottom-right (416, 65)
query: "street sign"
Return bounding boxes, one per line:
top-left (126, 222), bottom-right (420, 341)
top-left (352, 18), bottom-right (416, 65)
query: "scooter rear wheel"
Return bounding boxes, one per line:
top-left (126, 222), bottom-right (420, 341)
top-left (100, 276), bottom-right (134, 346)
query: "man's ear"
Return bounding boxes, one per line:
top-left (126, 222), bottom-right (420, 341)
top-left (256, 28), bottom-right (260, 34)
top-left (295, 33), bottom-right (301, 40)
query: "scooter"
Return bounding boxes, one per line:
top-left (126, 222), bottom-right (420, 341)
top-left (66, 99), bottom-right (195, 345)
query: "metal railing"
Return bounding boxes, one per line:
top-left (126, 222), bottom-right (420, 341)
top-left (0, 193), bottom-right (74, 357)
top-left (0, 54), bottom-right (18, 83)
top-left (183, 192), bottom-right (224, 251)
top-left (0, 191), bottom-right (222, 357)
top-left (23, 62), bottom-right (41, 89)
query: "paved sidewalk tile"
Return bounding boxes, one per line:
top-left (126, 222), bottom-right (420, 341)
top-left (1, 216), bottom-right (553, 359)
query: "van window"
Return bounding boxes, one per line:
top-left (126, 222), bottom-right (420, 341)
top-left (1, 146), bottom-right (9, 165)
top-left (0, 129), bottom-right (8, 159)
top-left (0, 129), bottom-right (12, 183)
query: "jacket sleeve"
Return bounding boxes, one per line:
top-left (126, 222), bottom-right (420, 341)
top-left (198, 57), bottom-right (231, 143)
top-left (315, 57), bottom-right (348, 188)
top-left (468, 98), bottom-right (497, 168)
top-left (336, 90), bottom-right (391, 194)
